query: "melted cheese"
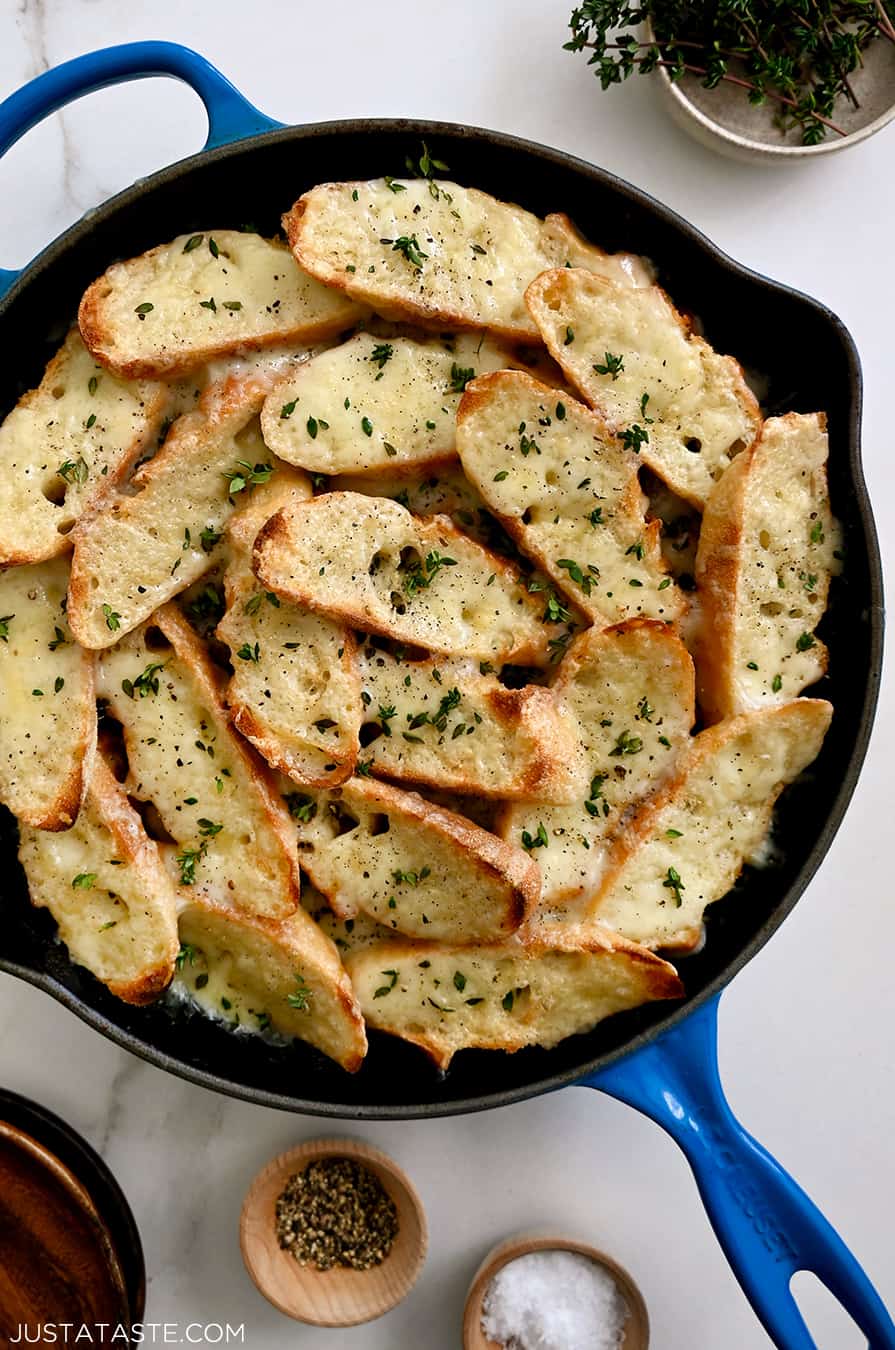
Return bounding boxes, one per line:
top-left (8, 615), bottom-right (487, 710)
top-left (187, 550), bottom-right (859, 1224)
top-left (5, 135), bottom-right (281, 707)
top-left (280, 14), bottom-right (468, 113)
top-left (0, 330), bottom-right (166, 563)
top-left (289, 180), bottom-right (649, 339)
top-left (457, 372), bottom-right (683, 626)
top-left (262, 331), bottom-right (516, 473)
top-left (0, 557), bottom-right (94, 827)
top-left (254, 490), bottom-right (553, 663)
top-left (526, 269), bottom-right (761, 507)
top-left (80, 232), bottom-right (363, 377)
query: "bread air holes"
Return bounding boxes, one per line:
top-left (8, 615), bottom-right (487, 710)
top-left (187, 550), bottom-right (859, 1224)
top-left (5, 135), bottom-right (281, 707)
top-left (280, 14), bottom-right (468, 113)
top-left (760, 602), bottom-right (784, 617)
top-left (685, 437), bottom-right (702, 455)
top-left (128, 795), bottom-right (176, 844)
top-left (324, 800), bottom-right (360, 837)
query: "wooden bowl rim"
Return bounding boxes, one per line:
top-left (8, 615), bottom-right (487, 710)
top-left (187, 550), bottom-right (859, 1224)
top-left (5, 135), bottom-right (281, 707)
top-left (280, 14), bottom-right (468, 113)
top-left (0, 1119), bottom-right (131, 1322)
top-left (239, 1136), bottom-right (428, 1327)
top-left (462, 1231), bottom-right (650, 1350)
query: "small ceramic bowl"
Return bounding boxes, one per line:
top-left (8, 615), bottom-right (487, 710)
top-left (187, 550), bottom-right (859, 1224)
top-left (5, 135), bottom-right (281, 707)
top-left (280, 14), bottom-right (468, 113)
top-left (645, 19), bottom-right (895, 161)
top-left (240, 1137), bottom-right (428, 1327)
top-left (463, 1233), bottom-right (649, 1350)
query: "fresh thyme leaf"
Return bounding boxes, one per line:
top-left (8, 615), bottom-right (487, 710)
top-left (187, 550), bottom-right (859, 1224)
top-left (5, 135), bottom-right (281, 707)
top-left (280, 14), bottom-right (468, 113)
top-left (448, 363), bottom-right (475, 393)
top-left (0, 615), bottom-right (13, 643)
top-left (663, 865), bottom-right (685, 908)
top-left (57, 457), bottom-right (89, 485)
top-left (373, 969), bottom-right (399, 999)
top-left (385, 234), bottom-right (428, 268)
top-left (47, 626), bottom-right (67, 652)
top-left (284, 793), bottom-right (317, 824)
top-left (620, 423), bottom-right (650, 454)
top-left (280, 400), bottom-right (297, 419)
top-left (200, 527), bottom-right (222, 553)
top-left (72, 873), bottom-right (96, 889)
top-left (236, 642), bottom-right (261, 662)
top-left (175, 942), bottom-right (198, 970)
top-left (176, 842), bottom-right (208, 886)
top-left (402, 549), bottom-right (457, 596)
top-left (286, 973), bottom-right (312, 1011)
top-left (593, 351), bottom-right (624, 378)
top-left (102, 604), bottom-right (121, 632)
top-left (370, 342), bottom-right (394, 369)
top-left (521, 822), bottom-right (549, 852)
top-left (134, 302), bottom-right (153, 317)
top-left (223, 460), bottom-right (275, 494)
top-left (796, 631), bottom-right (817, 652)
top-left (183, 234), bottom-right (203, 253)
top-left (122, 660), bottom-right (165, 699)
top-left (563, 0), bottom-right (881, 145)
top-left (610, 729), bottom-right (642, 756)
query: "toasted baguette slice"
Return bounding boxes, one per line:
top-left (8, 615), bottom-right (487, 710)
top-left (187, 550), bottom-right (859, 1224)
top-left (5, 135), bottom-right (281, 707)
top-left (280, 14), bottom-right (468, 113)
top-left (68, 374), bottom-right (281, 649)
top-left (457, 372), bottom-right (682, 626)
top-left (285, 180), bottom-right (649, 341)
top-left (217, 470), bottom-right (361, 787)
top-left (98, 605), bottom-right (300, 920)
top-left (0, 557), bottom-right (95, 829)
top-left (79, 231), bottom-right (363, 379)
top-left (526, 269), bottom-right (761, 508)
top-left (500, 621), bottom-right (695, 918)
top-left (254, 491), bottom-right (552, 663)
top-left (177, 897), bottom-right (367, 1071)
top-left (356, 643), bottom-right (577, 800)
top-left (261, 331), bottom-right (520, 475)
top-left (694, 413), bottom-right (841, 722)
top-left (590, 699), bottom-right (833, 950)
top-left (346, 930), bottom-right (682, 1069)
top-left (289, 775), bottom-right (539, 944)
top-left (0, 329), bottom-right (167, 565)
top-left (20, 752), bottom-right (179, 1004)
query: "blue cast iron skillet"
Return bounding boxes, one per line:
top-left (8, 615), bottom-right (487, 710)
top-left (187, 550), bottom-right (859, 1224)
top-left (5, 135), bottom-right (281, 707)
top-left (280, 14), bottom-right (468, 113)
top-left (0, 43), bottom-right (889, 1348)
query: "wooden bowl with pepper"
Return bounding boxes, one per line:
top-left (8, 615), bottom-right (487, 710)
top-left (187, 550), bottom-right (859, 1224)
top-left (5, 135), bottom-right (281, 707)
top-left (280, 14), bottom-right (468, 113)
top-left (239, 1137), bottom-right (428, 1326)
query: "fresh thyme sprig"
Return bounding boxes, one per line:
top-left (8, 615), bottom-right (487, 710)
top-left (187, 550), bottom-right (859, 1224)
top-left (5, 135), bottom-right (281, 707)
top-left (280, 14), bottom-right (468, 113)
top-left (565, 1), bottom-right (895, 144)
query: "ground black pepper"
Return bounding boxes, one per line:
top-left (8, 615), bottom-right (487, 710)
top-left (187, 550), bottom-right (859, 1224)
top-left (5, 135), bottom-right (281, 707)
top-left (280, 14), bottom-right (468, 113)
top-left (275, 1157), bottom-right (399, 1271)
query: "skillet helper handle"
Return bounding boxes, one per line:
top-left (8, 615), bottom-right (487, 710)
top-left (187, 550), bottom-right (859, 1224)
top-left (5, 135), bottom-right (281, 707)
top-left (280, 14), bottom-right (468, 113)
top-left (581, 997), bottom-right (895, 1349)
top-left (0, 40), bottom-right (283, 296)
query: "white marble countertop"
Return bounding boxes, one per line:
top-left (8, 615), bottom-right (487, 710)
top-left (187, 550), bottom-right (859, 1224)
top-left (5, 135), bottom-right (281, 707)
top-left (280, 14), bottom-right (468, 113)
top-left (1, 2), bottom-right (893, 1346)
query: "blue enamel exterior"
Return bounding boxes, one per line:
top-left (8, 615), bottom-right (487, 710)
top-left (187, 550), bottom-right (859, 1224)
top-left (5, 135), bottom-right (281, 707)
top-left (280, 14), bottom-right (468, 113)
top-left (587, 998), bottom-right (895, 1347)
top-left (0, 41), bottom-right (891, 1349)
top-left (0, 40), bottom-right (283, 294)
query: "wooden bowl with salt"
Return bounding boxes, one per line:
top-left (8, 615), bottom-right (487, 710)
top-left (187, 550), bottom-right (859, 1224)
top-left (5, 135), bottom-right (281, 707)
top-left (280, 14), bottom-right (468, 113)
top-left (463, 1233), bottom-right (649, 1349)
top-left (240, 1137), bottom-right (427, 1326)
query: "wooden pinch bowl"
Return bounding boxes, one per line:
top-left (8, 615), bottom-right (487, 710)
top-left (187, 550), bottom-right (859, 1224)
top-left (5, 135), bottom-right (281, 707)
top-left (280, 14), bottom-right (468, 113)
top-left (463, 1233), bottom-right (649, 1350)
top-left (239, 1136), bottom-right (428, 1327)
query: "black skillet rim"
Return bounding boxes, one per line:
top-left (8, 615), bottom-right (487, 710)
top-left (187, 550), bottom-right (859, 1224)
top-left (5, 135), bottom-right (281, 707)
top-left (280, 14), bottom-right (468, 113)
top-left (0, 117), bottom-right (884, 1118)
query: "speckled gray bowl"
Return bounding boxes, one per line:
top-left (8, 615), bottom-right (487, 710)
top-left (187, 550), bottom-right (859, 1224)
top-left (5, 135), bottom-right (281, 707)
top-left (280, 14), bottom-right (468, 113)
top-left (646, 19), bottom-right (895, 161)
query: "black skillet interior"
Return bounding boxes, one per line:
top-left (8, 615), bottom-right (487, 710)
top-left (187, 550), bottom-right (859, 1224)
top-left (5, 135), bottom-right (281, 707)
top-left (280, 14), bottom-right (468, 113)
top-left (0, 121), bottom-right (881, 1117)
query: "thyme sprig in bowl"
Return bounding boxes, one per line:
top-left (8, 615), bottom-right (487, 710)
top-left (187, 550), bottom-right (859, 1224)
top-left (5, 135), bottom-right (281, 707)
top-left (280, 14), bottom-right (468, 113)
top-left (566, 1), bottom-right (895, 159)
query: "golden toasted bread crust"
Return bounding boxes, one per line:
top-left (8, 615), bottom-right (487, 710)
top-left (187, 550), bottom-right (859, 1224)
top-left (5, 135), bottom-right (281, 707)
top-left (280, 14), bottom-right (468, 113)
top-left (694, 412), bottom-right (838, 722)
top-left (21, 750), bottom-right (179, 1004)
top-left (79, 231), bottom-right (362, 379)
top-left (590, 698), bottom-right (834, 950)
top-left (253, 492), bottom-right (552, 664)
top-left (294, 774), bottom-right (541, 943)
top-left (525, 268), bottom-right (761, 508)
top-left (347, 929), bottom-right (682, 1068)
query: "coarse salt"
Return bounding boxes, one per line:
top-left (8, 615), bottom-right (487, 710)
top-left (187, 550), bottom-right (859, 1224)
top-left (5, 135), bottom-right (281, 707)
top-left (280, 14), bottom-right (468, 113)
top-left (481, 1248), bottom-right (629, 1350)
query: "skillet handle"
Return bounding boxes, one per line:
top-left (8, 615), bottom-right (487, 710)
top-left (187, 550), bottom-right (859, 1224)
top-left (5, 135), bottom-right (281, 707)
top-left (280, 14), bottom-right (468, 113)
top-left (581, 996), bottom-right (895, 1348)
top-left (0, 40), bottom-right (283, 297)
